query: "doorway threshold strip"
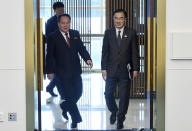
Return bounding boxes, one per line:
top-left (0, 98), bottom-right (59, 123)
top-left (43, 130), bottom-right (132, 131)
top-left (43, 129), bottom-right (155, 131)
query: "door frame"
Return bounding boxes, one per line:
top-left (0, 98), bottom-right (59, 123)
top-left (25, 0), bottom-right (35, 130)
top-left (25, 0), bottom-right (166, 130)
top-left (156, 0), bottom-right (166, 130)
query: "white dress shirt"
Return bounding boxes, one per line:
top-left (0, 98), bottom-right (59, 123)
top-left (60, 30), bottom-right (70, 42)
top-left (115, 27), bottom-right (124, 39)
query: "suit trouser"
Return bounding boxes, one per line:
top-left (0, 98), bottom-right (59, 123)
top-left (46, 77), bottom-right (56, 91)
top-left (47, 76), bottom-right (66, 98)
top-left (55, 75), bottom-right (83, 123)
top-left (105, 75), bottom-right (131, 122)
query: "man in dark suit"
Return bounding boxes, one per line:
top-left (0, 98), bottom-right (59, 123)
top-left (101, 9), bottom-right (139, 129)
top-left (45, 2), bottom-right (64, 97)
top-left (46, 14), bottom-right (93, 128)
top-left (46, 2), bottom-right (64, 37)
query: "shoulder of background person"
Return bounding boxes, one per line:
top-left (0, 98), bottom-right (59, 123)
top-left (47, 15), bottom-right (57, 23)
top-left (69, 29), bottom-right (80, 36)
top-left (47, 29), bottom-right (60, 40)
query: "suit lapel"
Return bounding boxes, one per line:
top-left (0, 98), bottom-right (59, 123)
top-left (57, 30), bottom-right (68, 46)
top-left (122, 27), bottom-right (129, 40)
top-left (69, 30), bottom-right (73, 44)
top-left (119, 27), bottom-right (129, 48)
top-left (69, 30), bottom-right (75, 49)
top-left (111, 27), bottom-right (119, 48)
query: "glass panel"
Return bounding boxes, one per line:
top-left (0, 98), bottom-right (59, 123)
top-left (90, 0), bottom-right (106, 71)
top-left (91, 36), bottom-right (103, 70)
top-left (91, 0), bottom-right (106, 34)
top-left (40, 0), bottom-right (51, 34)
top-left (92, 0), bottom-right (101, 6)
top-left (140, 45), bottom-right (144, 57)
top-left (140, 0), bottom-right (145, 24)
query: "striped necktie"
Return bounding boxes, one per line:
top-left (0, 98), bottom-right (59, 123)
top-left (65, 32), bottom-right (70, 47)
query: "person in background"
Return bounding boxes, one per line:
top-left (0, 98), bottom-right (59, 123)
top-left (45, 2), bottom-right (64, 97)
top-left (101, 9), bottom-right (140, 129)
top-left (46, 2), bottom-right (64, 37)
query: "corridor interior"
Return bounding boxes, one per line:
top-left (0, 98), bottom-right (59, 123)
top-left (35, 72), bottom-right (154, 130)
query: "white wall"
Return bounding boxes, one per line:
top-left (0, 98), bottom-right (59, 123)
top-left (166, 0), bottom-right (192, 131)
top-left (0, 0), bottom-right (26, 131)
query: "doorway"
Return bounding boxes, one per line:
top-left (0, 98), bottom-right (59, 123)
top-left (25, 0), bottom-right (163, 130)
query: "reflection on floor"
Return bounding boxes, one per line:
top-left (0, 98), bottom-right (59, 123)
top-left (40, 73), bottom-right (151, 130)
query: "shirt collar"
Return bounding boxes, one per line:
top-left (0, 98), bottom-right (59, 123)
top-left (60, 30), bottom-right (70, 37)
top-left (115, 27), bottom-right (124, 33)
top-left (115, 27), bottom-right (124, 37)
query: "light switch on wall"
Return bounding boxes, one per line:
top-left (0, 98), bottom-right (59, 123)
top-left (8, 112), bottom-right (17, 121)
top-left (0, 112), bottom-right (4, 122)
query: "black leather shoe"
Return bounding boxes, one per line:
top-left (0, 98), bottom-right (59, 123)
top-left (117, 121), bottom-right (124, 129)
top-left (110, 112), bottom-right (116, 124)
top-left (62, 112), bottom-right (68, 120)
top-left (71, 123), bottom-right (77, 129)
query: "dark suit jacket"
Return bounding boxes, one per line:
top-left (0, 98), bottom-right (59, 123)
top-left (101, 27), bottom-right (140, 78)
top-left (45, 15), bottom-right (58, 38)
top-left (46, 29), bottom-right (91, 79)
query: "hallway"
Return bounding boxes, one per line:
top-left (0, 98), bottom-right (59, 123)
top-left (37, 73), bottom-right (152, 130)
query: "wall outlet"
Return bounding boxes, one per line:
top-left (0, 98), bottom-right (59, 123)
top-left (0, 112), bottom-right (4, 122)
top-left (8, 112), bottom-right (17, 121)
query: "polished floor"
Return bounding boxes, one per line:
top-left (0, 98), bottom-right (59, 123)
top-left (38, 73), bottom-right (153, 130)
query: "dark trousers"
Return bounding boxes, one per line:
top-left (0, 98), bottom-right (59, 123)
top-left (105, 75), bottom-right (131, 122)
top-left (56, 75), bottom-right (83, 123)
top-left (46, 76), bottom-right (65, 97)
top-left (46, 77), bottom-right (56, 91)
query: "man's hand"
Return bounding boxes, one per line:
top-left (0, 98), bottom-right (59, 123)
top-left (133, 71), bottom-right (138, 78)
top-left (87, 60), bottom-right (93, 68)
top-left (47, 73), bottom-right (54, 80)
top-left (102, 71), bottom-right (107, 81)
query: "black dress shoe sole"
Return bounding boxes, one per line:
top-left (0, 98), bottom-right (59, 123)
top-left (117, 125), bottom-right (124, 129)
top-left (71, 123), bottom-right (77, 129)
top-left (110, 112), bottom-right (116, 124)
top-left (110, 119), bottom-right (116, 124)
top-left (117, 123), bottom-right (124, 129)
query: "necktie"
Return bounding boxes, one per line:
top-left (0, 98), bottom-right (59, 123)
top-left (65, 32), bottom-right (70, 47)
top-left (117, 30), bottom-right (121, 46)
